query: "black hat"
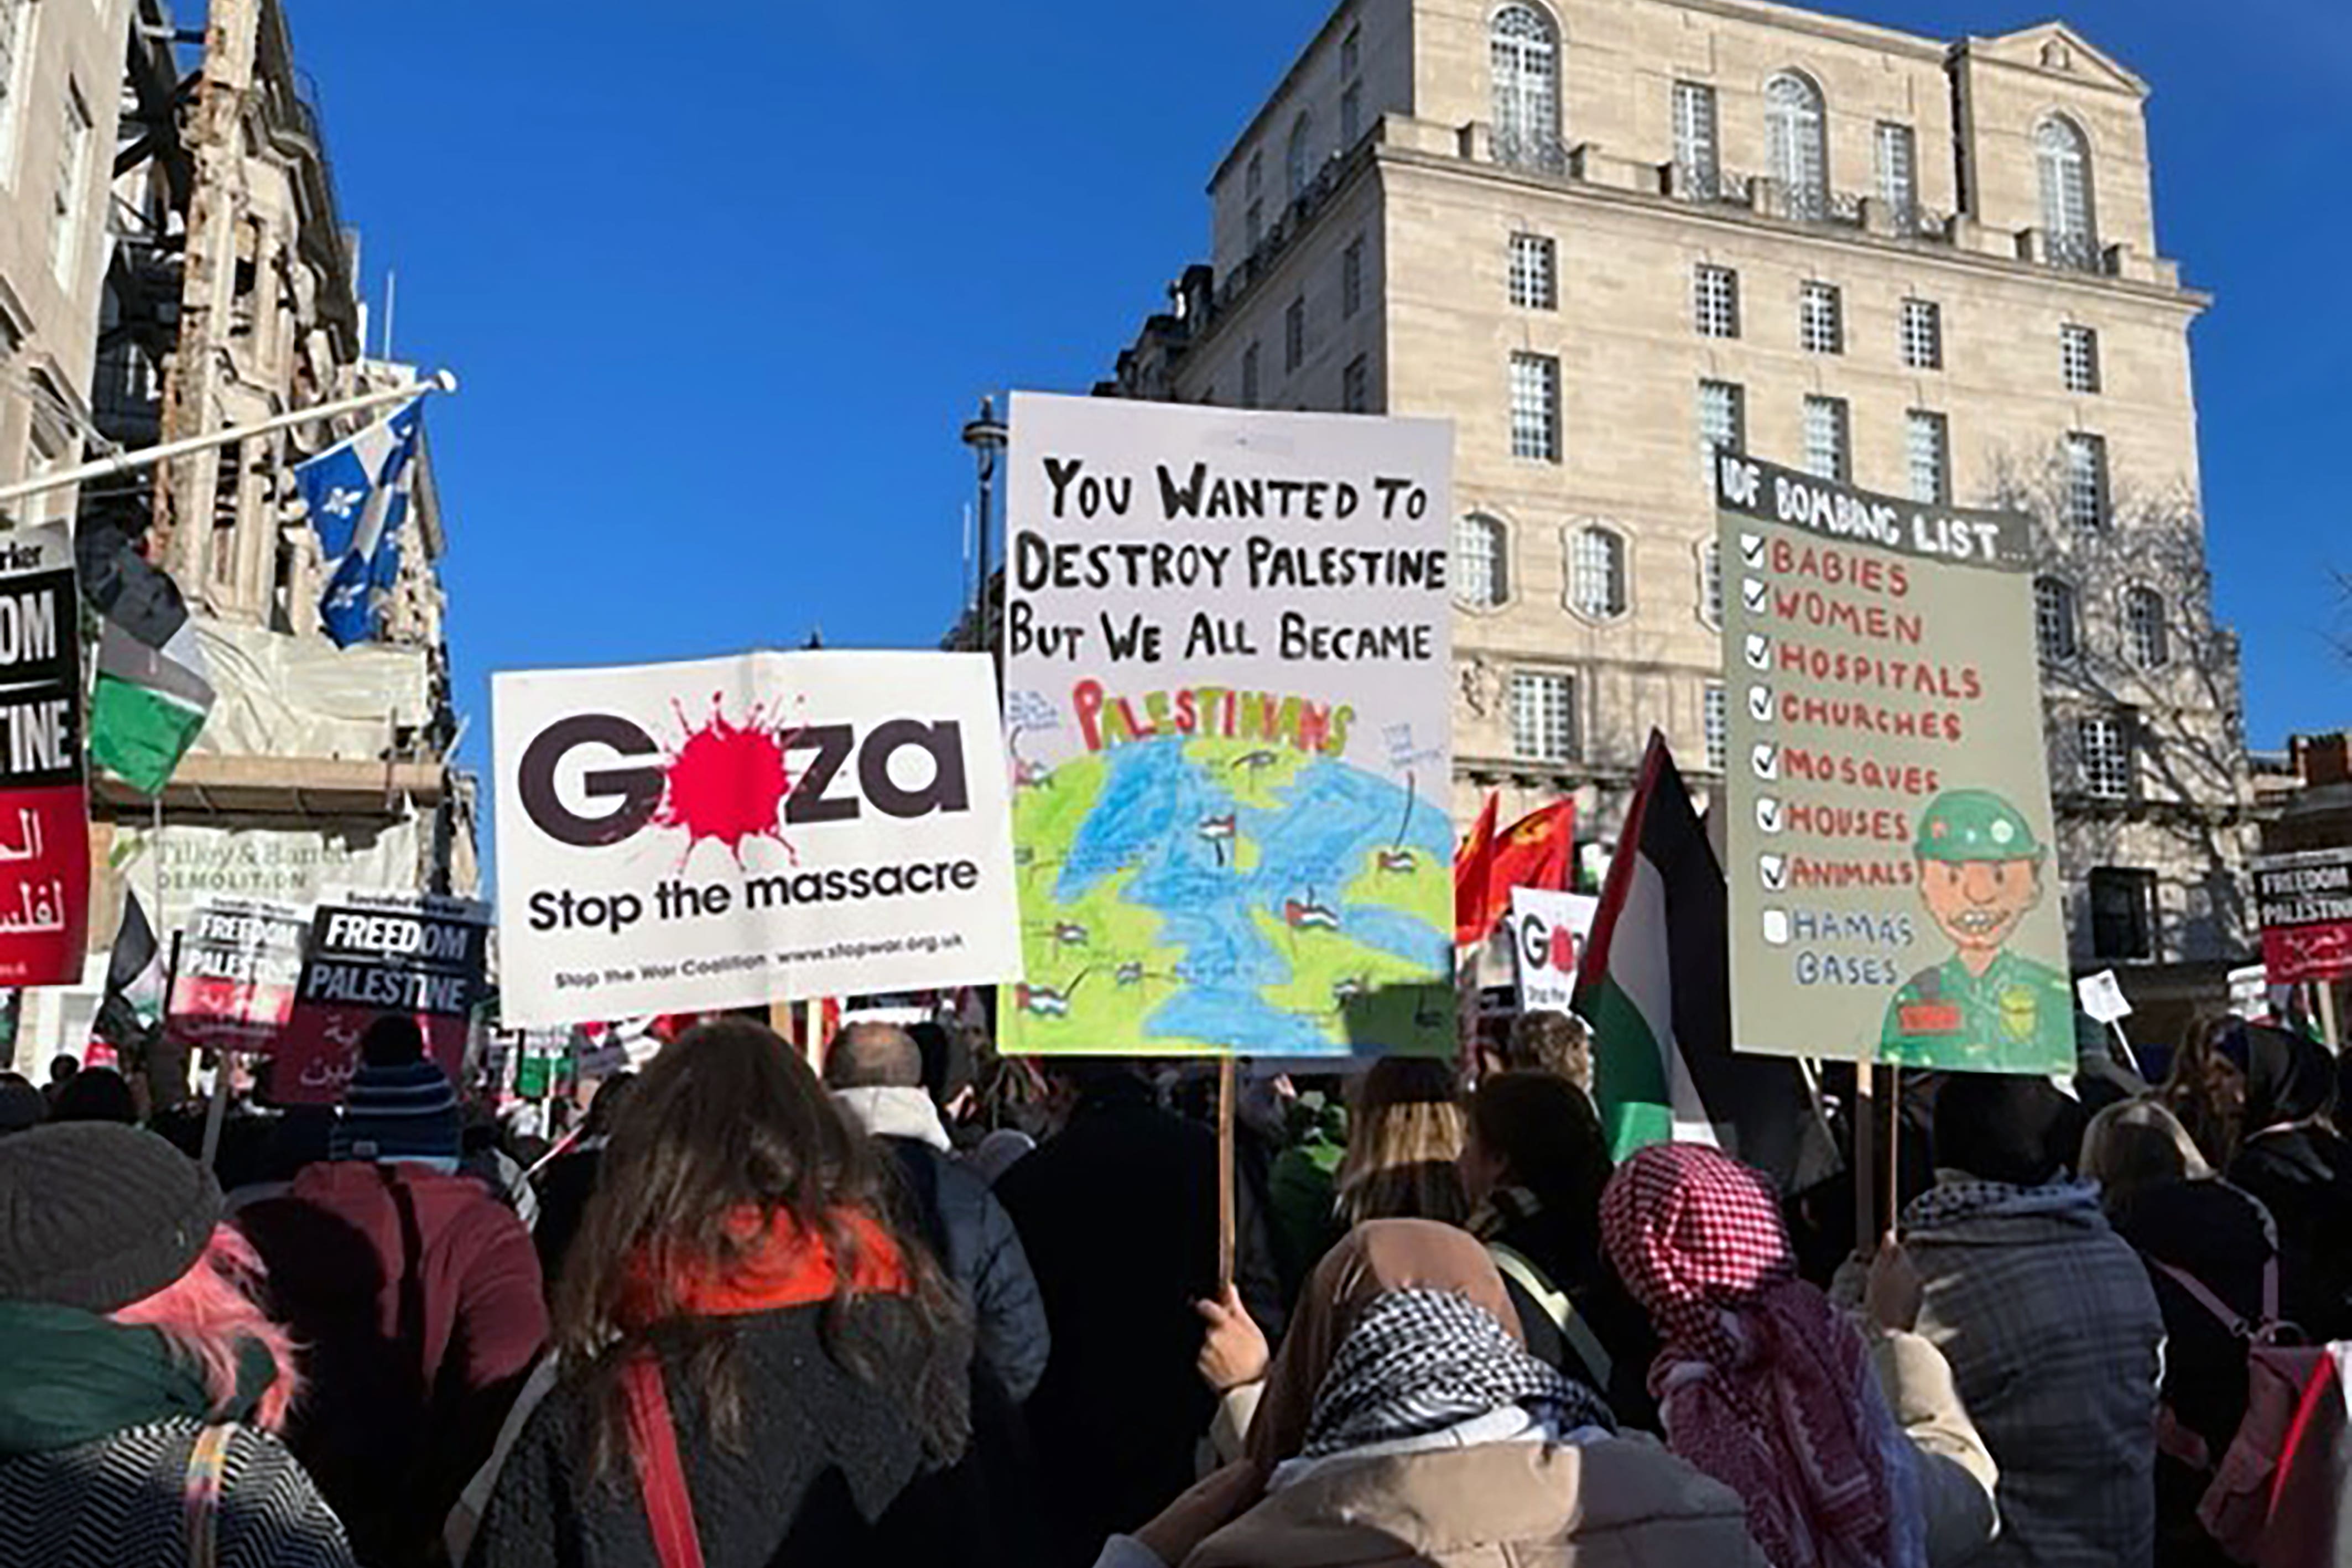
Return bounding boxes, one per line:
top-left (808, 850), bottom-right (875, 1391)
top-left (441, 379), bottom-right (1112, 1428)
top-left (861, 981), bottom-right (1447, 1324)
top-left (1933, 1073), bottom-right (2086, 1187)
top-left (0, 1124), bottom-right (222, 1312)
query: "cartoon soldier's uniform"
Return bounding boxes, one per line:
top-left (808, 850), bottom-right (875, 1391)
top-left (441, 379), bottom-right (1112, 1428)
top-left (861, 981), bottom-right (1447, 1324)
top-left (1880, 791), bottom-right (2073, 1067)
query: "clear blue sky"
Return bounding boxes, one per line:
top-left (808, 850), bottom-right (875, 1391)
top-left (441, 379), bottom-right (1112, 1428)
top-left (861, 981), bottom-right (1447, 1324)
top-left (285, 0), bottom-right (2347, 779)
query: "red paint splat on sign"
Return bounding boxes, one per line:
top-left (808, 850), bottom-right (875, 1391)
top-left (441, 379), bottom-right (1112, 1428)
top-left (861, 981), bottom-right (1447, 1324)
top-left (657, 696), bottom-right (796, 859)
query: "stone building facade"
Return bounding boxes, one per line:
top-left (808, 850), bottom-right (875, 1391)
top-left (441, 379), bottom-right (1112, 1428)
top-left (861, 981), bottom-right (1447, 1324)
top-left (1103, 0), bottom-right (2254, 973)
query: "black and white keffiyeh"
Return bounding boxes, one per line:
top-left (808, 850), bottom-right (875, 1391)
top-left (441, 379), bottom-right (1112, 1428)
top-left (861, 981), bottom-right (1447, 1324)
top-left (1299, 1288), bottom-right (1615, 1459)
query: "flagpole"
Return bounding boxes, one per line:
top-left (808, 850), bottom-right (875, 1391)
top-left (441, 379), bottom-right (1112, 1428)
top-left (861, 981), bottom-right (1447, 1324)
top-left (0, 371), bottom-right (459, 508)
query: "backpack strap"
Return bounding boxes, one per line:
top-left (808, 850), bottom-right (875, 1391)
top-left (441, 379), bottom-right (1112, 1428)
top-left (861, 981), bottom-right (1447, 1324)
top-left (183, 1424), bottom-right (233, 1568)
top-left (2150, 1258), bottom-right (2268, 1341)
top-left (623, 1357), bottom-right (707, 1568)
top-left (1489, 1242), bottom-right (1615, 1391)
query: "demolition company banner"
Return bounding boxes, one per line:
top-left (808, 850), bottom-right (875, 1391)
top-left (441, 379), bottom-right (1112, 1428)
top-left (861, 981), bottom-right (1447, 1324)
top-left (166, 897), bottom-right (310, 1049)
top-left (0, 524), bottom-right (90, 985)
top-left (275, 890), bottom-right (491, 1103)
top-left (1000, 393), bottom-right (1454, 1058)
top-left (1718, 454), bottom-right (2070, 1073)
top-left (492, 650), bottom-right (1022, 1027)
top-left (2253, 847), bottom-right (2352, 985)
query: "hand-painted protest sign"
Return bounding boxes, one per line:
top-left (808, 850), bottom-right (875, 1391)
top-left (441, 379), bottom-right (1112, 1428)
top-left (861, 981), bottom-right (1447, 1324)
top-left (1000, 393), bottom-right (1454, 1056)
top-left (1719, 454), bottom-right (2069, 1073)
top-left (0, 525), bottom-right (90, 984)
top-left (166, 897), bottom-right (310, 1048)
top-left (1507, 888), bottom-right (1599, 1014)
top-left (2075, 970), bottom-right (2132, 1025)
top-left (276, 890), bottom-right (490, 1103)
top-left (492, 650), bottom-right (1021, 1027)
top-left (2253, 848), bottom-right (2352, 984)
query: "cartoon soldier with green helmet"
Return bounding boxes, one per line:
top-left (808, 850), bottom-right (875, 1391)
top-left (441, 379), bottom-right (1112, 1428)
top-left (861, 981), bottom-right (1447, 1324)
top-left (1880, 788), bottom-right (2073, 1067)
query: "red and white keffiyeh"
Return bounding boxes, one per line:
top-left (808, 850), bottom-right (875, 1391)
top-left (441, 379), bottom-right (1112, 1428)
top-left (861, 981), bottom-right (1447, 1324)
top-left (1601, 1143), bottom-right (1920, 1568)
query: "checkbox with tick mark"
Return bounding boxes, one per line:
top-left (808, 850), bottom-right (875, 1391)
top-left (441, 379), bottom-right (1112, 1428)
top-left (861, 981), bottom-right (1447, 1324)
top-left (1748, 685), bottom-right (1774, 723)
top-left (1744, 633), bottom-right (1772, 670)
top-left (1755, 796), bottom-right (1784, 834)
top-left (1759, 855), bottom-right (1789, 892)
top-left (1739, 533), bottom-right (1766, 568)
top-left (1751, 742), bottom-right (1779, 780)
top-left (1742, 577), bottom-right (1770, 613)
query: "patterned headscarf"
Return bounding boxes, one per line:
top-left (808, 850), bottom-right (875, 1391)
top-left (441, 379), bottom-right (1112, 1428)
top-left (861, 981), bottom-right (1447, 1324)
top-left (1600, 1143), bottom-right (1922, 1568)
top-left (1300, 1288), bottom-right (1614, 1458)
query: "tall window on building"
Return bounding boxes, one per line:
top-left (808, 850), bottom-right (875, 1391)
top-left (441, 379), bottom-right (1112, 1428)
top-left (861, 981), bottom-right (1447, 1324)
top-left (1490, 4), bottom-right (1560, 170)
top-left (1799, 281), bottom-right (1843, 354)
top-left (1510, 670), bottom-right (1576, 763)
top-left (1508, 232), bottom-right (1557, 309)
top-left (1700, 540), bottom-right (1725, 627)
top-left (1340, 82), bottom-right (1363, 147)
top-left (1699, 379), bottom-right (1744, 491)
top-left (1765, 72), bottom-right (1828, 220)
top-left (0, 0), bottom-right (31, 181)
top-left (1875, 121), bottom-right (1917, 226)
top-left (2078, 713), bottom-right (2133, 800)
top-left (1672, 81), bottom-right (1720, 196)
top-left (2034, 576), bottom-right (2079, 662)
top-left (1802, 395), bottom-right (1849, 481)
top-left (2036, 116), bottom-right (2097, 268)
top-left (2064, 433), bottom-right (2109, 529)
top-left (1342, 354), bottom-right (1370, 414)
top-left (1245, 153), bottom-right (1264, 249)
top-left (49, 85), bottom-right (92, 283)
top-left (1693, 263), bottom-right (1740, 338)
top-left (2062, 324), bottom-right (2101, 393)
top-left (1906, 411), bottom-right (1950, 504)
top-left (1704, 682), bottom-right (1729, 773)
top-left (1901, 298), bottom-right (1943, 370)
top-left (2089, 867), bottom-right (2158, 960)
top-left (2124, 586), bottom-right (2170, 669)
top-left (1510, 352), bottom-right (1560, 462)
top-left (1287, 113), bottom-right (1314, 203)
top-left (1570, 525), bottom-right (1627, 619)
top-left (1342, 236), bottom-right (1365, 317)
top-left (1285, 295), bottom-right (1306, 372)
top-left (1241, 342), bottom-right (1262, 408)
top-left (1341, 25), bottom-right (1361, 77)
top-left (1455, 513), bottom-right (1508, 608)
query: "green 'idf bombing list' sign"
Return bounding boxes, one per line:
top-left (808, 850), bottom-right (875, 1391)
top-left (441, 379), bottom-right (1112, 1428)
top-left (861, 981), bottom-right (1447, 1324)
top-left (1718, 454), bottom-right (2070, 1074)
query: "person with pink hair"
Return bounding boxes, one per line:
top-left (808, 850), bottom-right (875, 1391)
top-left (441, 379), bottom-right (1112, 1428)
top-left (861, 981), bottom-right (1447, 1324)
top-left (0, 1123), bottom-right (353, 1567)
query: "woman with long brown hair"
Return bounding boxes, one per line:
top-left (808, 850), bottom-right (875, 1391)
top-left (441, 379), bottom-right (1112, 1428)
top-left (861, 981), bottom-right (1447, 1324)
top-left (1333, 1056), bottom-right (1469, 1228)
top-left (468, 1018), bottom-right (987, 1567)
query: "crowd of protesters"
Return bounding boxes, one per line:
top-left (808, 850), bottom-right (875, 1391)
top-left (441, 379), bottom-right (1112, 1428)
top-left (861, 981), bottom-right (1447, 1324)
top-left (0, 1003), bottom-right (2346, 1566)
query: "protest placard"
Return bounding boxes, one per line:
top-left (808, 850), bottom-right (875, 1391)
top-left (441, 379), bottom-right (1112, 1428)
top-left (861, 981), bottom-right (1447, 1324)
top-left (492, 650), bottom-right (1021, 1027)
top-left (2075, 969), bottom-right (2132, 1025)
top-left (0, 524), bottom-right (90, 985)
top-left (1718, 453), bottom-right (2070, 1073)
top-left (276, 890), bottom-right (490, 1102)
top-left (999, 392), bottom-right (1454, 1056)
top-left (166, 897), bottom-right (310, 1049)
top-left (1507, 887), bottom-right (1599, 1014)
top-left (2252, 847), bottom-right (2352, 985)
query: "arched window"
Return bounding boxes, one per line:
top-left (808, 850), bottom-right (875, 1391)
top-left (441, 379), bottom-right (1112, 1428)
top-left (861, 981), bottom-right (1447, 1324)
top-left (2034, 575), bottom-right (2079, 663)
top-left (1490, 5), bottom-right (1560, 171)
top-left (1570, 525), bottom-right (1627, 619)
top-left (1454, 513), bottom-right (1508, 607)
top-left (1765, 72), bottom-right (1828, 220)
top-left (2036, 116), bottom-right (2096, 268)
top-left (2124, 586), bottom-right (2170, 669)
top-left (1286, 113), bottom-right (1314, 204)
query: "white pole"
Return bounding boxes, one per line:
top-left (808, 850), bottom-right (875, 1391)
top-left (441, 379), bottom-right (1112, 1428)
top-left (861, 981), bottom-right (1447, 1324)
top-left (0, 370), bottom-right (459, 507)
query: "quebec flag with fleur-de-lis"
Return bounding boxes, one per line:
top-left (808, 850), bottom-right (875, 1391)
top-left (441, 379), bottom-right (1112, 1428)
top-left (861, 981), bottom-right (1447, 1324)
top-left (295, 395), bottom-right (424, 647)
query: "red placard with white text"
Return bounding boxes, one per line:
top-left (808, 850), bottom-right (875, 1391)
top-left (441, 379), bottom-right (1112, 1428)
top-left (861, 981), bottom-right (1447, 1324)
top-left (0, 525), bottom-right (90, 985)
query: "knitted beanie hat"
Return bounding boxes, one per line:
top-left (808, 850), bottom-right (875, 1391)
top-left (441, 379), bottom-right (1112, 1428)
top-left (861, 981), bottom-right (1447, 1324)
top-left (332, 1055), bottom-right (462, 1164)
top-left (0, 1123), bottom-right (222, 1312)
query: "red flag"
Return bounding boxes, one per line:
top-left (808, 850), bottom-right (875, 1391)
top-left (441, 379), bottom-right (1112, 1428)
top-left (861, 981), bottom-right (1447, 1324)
top-left (1476, 801), bottom-right (1575, 939)
top-left (1454, 793), bottom-right (1500, 946)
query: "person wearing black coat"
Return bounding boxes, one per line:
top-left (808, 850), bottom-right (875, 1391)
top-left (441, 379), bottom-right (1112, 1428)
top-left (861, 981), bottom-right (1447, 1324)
top-left (993, 1062), bottom-right (1283, 1568)
top-left (825, 1025), bottom-right (1050, 1403)
top-left (2225, 1026), bottom-right (2352, 1343)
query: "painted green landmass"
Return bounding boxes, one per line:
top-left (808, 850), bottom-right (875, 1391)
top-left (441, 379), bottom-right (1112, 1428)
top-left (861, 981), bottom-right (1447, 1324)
top-left (1188, 735), bottom-right (1313, 811)
top-left (1340, 842), bottom-right (1447, 931)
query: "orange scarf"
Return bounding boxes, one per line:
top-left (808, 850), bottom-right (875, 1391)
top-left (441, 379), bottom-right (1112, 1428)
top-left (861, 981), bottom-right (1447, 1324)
top-left (621, 1206), bottom-right (907, 1326)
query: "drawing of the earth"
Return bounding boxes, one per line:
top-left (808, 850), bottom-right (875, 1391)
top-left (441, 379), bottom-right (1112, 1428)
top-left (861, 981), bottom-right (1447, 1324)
top-left (1005, 736), bottom-right (1453, 1056)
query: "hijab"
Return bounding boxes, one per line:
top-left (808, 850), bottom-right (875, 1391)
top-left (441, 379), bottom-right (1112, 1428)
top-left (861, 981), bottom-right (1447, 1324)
top-left (1601, 1144), bottom-right (1921, 1568)
top-left (2244, 1026), bottom-right (2336, 1133)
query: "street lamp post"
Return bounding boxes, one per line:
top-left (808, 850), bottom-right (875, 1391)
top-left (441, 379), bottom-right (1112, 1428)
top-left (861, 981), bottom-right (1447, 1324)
top-left (961, 396), bottom-right (1008, 650)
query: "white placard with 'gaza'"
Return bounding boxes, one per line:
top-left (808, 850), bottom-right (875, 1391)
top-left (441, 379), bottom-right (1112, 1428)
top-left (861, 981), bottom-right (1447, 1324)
top-left (493, 650), bottom-right (1022, 1027)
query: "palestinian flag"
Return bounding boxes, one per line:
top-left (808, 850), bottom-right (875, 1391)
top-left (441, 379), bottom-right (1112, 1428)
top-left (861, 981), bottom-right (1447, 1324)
top-left (79, 526), bottom-right (214, 795)
top-left (95, 890), bottom-right (167, 1049)
top-left (1573, 732), bottom-right (1840, 1193)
